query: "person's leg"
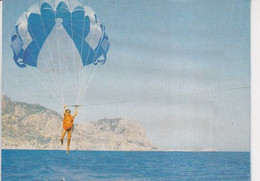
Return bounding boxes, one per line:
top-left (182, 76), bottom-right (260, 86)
top-left (67, 129), bottom-right (72, 154)
top-left (60, 129), bottom-right (66, 145)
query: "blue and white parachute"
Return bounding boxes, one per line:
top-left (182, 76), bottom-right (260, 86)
top-left (10, 0), bottom-right (110, 104)
top-left (11, 0), bottom-right (109, 68)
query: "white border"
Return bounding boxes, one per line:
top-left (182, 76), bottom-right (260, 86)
top-left (251, 0), bottom-right (260, 180)
top-left (0, 0), bottom-right (3, 176)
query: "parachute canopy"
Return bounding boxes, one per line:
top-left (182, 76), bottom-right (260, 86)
top-left (10, 0), bottom-right (110, 105)
top-left (11, 0), bottom-right (109, 68)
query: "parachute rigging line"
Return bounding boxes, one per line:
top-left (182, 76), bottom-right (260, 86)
top-left (25, 17), bottom-right (63, 102)
top-left (83, 86), bottom-right (250, 107)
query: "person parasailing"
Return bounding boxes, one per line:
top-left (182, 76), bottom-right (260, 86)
top-left (60, 105), bottom-right (78, 154)
top-left (10, 0), bottom-right (110, 154)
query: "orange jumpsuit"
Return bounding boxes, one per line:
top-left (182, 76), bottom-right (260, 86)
top-left (63, 114), bottom-right (74, 130)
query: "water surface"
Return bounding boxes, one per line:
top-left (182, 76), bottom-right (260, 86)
top-left (2, 150), bottom-right (250, 180)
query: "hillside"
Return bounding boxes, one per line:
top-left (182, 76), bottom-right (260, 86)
top-left (1, 95), bottom-right (157, 151)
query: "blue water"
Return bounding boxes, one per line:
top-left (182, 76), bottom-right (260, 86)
top-left (2, 150), bottom-right (250, 181)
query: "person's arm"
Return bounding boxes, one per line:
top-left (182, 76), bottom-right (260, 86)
top-left (72, 106), bottom-right (78, 118)
top-left (64, 105), bottom-right (67, 115)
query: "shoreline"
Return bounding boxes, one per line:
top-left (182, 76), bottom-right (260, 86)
top-left (1, 148), bottom-right (250, 152)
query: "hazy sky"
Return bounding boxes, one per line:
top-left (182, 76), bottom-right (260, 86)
top-left (2, 0), bottom-right (250, 151)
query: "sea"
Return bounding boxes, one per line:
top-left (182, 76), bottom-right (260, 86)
top-left (1, 150), bottom-right (250, 181)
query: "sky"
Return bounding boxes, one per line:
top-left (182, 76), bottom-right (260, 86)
top-left (2, 0), bottom-right (250, 151)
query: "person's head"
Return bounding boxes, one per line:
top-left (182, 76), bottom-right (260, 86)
top-left (65, 109), bottom-right (71, 115)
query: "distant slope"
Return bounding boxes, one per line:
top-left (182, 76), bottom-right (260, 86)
top-left (1, 95), bottom-right (157, 151)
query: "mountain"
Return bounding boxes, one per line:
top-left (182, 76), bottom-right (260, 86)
top-left (1, 95), bottom-right (157, 151)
